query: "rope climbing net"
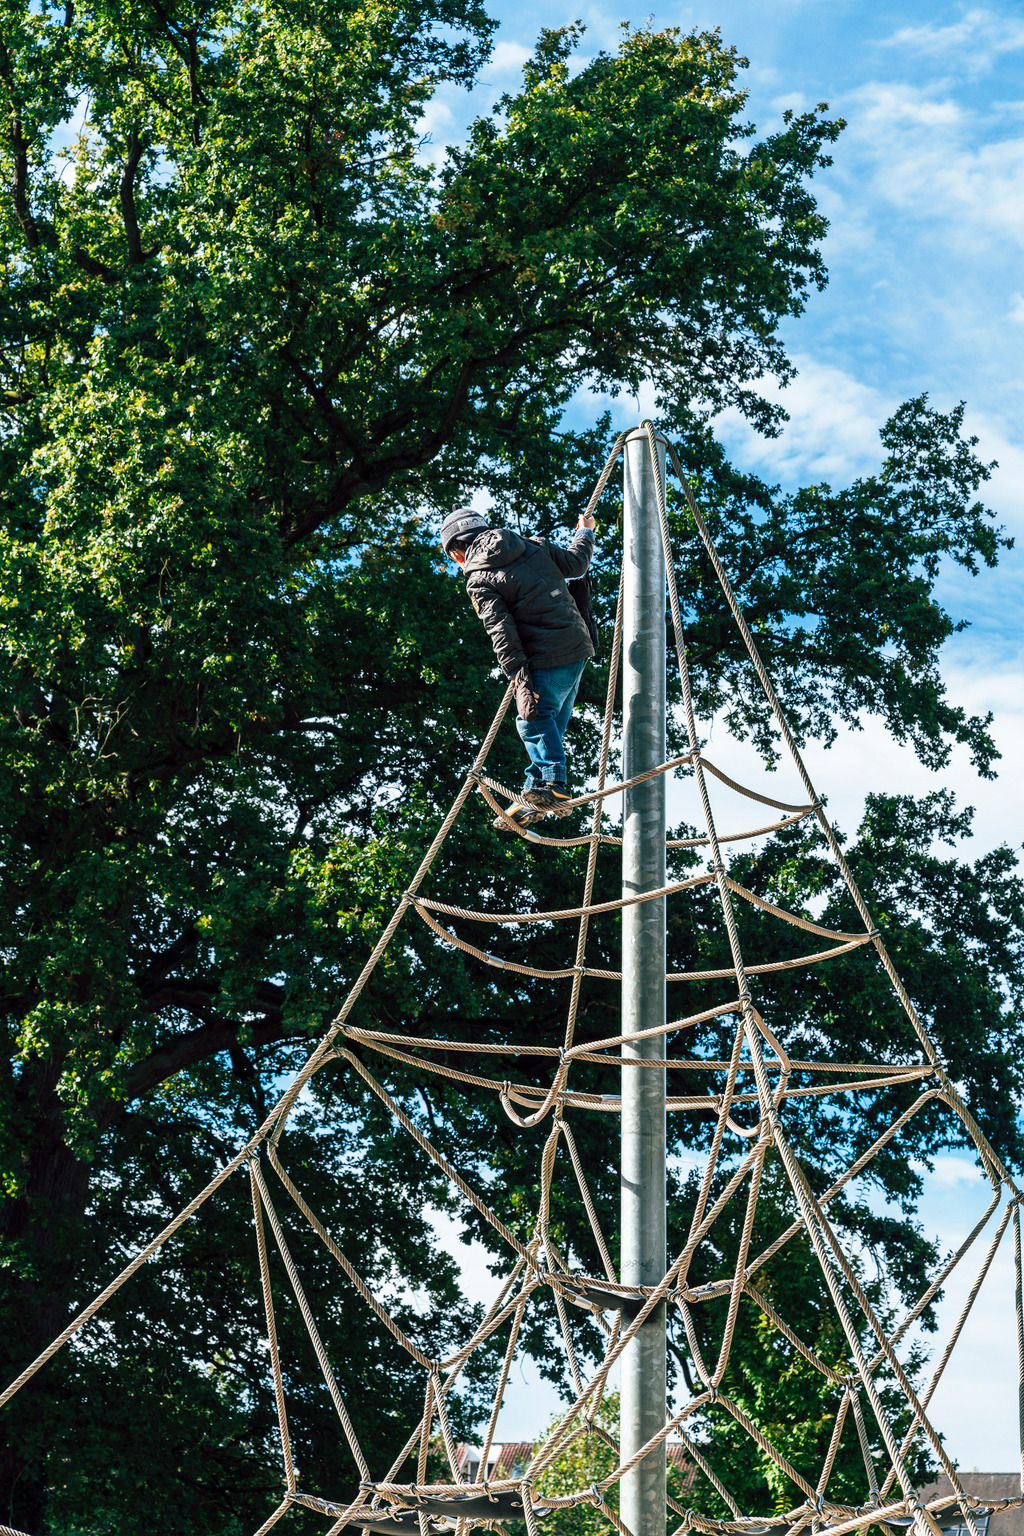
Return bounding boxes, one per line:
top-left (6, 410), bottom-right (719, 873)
top-left (2, 425), bottom-right (1022, 1536)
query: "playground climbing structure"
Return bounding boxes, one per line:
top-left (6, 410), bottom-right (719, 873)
top-left (2, 426), bottom-right (1022, 1536)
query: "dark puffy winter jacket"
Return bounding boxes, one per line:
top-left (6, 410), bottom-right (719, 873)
top-left (463, 528), bottom-right (596, 678)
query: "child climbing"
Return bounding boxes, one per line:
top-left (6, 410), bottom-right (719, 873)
top-left (440, 506), bottom-right (597, 829)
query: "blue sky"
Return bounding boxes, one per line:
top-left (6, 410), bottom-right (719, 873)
top-left (419, 0), bottom-right (1024, 1472)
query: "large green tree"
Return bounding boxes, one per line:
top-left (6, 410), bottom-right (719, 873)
top-left (1, 0), bottom-right (1020, 1529)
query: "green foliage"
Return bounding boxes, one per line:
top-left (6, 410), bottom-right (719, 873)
top-left (0, 0), bottom-right (1019, 1528)
top-left (533, 1393), bottom-right (620, 1536)
top-left (532, 1392), bottom-right (714, 1536)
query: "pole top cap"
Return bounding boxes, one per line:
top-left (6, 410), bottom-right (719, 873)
top-left (624, 424), bottom-right (668, 446)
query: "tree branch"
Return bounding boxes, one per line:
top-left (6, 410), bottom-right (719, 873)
top-left (7, 112), bottom-right (38, 248)
top-left (120, 126), bottom-right (146, 265)
top-left (120, 1006), bottom-right (304, 1103)
top-left (73, 247), bottom-right (122, 284)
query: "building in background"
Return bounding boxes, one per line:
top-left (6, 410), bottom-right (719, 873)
top-left (918, 1476), bottom-right (1023, 1536)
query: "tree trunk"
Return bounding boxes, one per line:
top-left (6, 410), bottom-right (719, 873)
top-left (0, 1061), bottom-right (92, 1534)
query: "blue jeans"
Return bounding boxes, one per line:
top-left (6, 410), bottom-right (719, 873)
top-left (515, 658), bottom-right (588, 788)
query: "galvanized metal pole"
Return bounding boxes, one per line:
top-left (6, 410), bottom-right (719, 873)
top-left (620, 427), bottom-right (667, 1536)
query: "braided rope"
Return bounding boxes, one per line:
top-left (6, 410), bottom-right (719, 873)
top-left (343, 1027), bottom-right (929, 1078)
top-left (411, 898), bottom-right (872, 983)
top-left (849, 1386), bottom-right (879, 1501)
top-left (249, 1157), bottom-right (296, 1494)
top-left (741, 1282), bottom-right (850, 1386)
top-left (2, 430), bottom-right (1018, 1536)
top-left (251, 1157), bottom-right (371, 1480)
top-left (412, 870), bottom-right (715, 926)
top-left (712, 1144), bottom-right (768, 1386)
top-left (816, 1389), bottom-right (852, 1504)
top-left (666, 936), bottom-right (872, 981)
top-left (478, 1293), bottom-right (529, 1475)
top-left (724, 879), bottom-right (865, 941)
top-left (267, 1142), bottom-right (434, 1368)
top-left (698, 757), bottom-right (814, 814)
top-left (475, 773), bottom-right (813, 850)
top-left (251, 1500), bottom-right (293, 1536)
top-left (475, 752), bottom-right (694, 812)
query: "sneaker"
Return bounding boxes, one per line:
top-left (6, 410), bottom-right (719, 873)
top-left (492, 805), bottom-right (547, 832)
top-left (522, 784), bottom-right (573, 817)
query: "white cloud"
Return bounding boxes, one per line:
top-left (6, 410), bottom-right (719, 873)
top-left (929, 1153), bottom-right (992, 1187)
top-left (667, 651), bottom-right (1024, 861)
top-left (578, 6), bottom-right (631, 55)
top-left (911, 1152), bottom-right (992, 1188)
top-left (487, 40), bottom-right (533, 73)
top-left (880, 7), bottom-right (1024, 75)
top-left (715, 356), bottom-right (893, 487)
top-left (841, 81), bottom-right (1024, 249)
top-left (770, 90), bottom-right (811, 116)
top-left (414, 91), bottom-right (466, 166)
top-left (1009, 293), bottom-right (1024, 322)
top-left (415, 96), bottom-right (455, 147)
top-left (678, 364), bottom-right (1024, 859)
